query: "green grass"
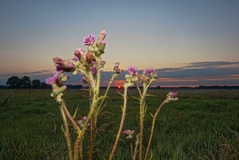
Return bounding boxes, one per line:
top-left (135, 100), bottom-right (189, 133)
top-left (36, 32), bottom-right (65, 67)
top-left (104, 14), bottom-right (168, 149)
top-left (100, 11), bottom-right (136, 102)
top-left (0, 89), bottom-right (239, 159)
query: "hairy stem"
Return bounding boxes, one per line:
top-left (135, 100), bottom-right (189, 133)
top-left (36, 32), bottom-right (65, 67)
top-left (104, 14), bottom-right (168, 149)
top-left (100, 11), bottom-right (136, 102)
top-left (139, 97), bottom-right (145, 160)
top-left (60, 104), bottom-right (73, 160)
top-left (139, 80), bottom-right (154, 160)
top-left (61, 101), bottom-right (81, 132)
top-left (74, 94), bottom-right (98, 160)
top-left (130, 140), bottom-right (133, 160)
top-left (89, 68), bottom-right (101, 160)
top-left (133, 134), bottom-right (140, 160)
top-left (144, 99), bottom-right (167, 160)
top-left (109, 84), bottom-right (128, 160)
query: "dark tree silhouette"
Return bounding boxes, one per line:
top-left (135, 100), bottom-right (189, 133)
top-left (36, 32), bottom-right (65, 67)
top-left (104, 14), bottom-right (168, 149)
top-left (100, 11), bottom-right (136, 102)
top-left (6, 76), bottom-right (32, 89)
top-left (19, 76), bottom-right (31, 88)
top-left (41, 82), bottom-right (51, 89)
top-left (6, 76), bottom-right (21, 88)
top-left (32, 79), bottom-right (42, 89)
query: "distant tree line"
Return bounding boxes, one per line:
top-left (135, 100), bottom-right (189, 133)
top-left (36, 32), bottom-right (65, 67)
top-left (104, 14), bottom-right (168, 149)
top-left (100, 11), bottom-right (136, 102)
top-left (4, 76), bottom-right (84, 89)
top-left (6, 76), bottom-right (50, 89)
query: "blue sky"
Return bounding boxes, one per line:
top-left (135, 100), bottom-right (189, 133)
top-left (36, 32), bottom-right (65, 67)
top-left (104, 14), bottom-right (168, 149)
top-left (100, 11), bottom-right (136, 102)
top-left (0, 0), bottom-right (239, 86)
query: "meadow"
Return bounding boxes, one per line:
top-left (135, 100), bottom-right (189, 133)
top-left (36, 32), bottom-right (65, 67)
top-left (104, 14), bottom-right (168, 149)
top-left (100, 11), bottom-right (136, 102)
top-left (0, 88), bottom-right (239, 160)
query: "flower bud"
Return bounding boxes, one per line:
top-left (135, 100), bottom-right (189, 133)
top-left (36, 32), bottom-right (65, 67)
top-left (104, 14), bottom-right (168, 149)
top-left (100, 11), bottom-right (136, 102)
top-left (52, 85), bottom-right (67, 96)
top-left (53, 57), bottom-right (64, 65)
top-left (166, 91), bottom-right (179, 102)
top-left (97, 40), bottom-right (106, 51)
top-left (100, 59), bottom-right (106, 67)
top-left (74, 48), bottom-right (84, 59)
top-left (123, 130), bottom-right (134, 139)
top-left (86, 52), bottom-right (94, 63)
top-left (91, 67), bottom-right (97, 75)
top-left (99, 30), bottom-right (107, 41)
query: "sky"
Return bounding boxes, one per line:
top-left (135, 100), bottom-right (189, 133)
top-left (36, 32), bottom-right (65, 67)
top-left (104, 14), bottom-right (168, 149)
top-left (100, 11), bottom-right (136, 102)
top-left (0, 0), bottom-right (239, 87)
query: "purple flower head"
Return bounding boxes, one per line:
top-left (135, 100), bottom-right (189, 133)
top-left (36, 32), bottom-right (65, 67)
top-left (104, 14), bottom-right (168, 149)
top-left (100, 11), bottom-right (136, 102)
top-left (171, 91), bottom-right (177, 98)
top-left (71, 57), bottom-right (78, 62)
top-left (83, 34), bottom-right (95, 46)
top-left (56, 65), bottom-right (63, 72)
top-left (45, 71), bottom-right (58, 85)
top-left (67, 62), bottom-right (74, 68)
top-left (123, 129), bottom-right (135, 139)
top-left (128, 66), bottom-right (137, 76)
top-left (82, 116), bottom-right (87, 121)
top-left (123, 130), bottom-right (130, 135)
top-left (147, 68), bottom-right (154, 74)
top-left (91, 67), bottom-right (97, 75)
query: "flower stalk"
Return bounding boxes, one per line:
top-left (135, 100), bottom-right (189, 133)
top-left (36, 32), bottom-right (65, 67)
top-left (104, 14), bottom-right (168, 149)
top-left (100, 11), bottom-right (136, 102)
top-left (109, 83), bottom-right (128, 160)
top-left (46, 29), bottom-right (178, 160)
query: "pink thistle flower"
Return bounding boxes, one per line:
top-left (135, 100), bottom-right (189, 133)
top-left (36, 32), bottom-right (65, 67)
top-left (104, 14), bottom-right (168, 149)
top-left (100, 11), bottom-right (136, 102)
top-left (82, 116), bottom-right (87, 121)
top-left (83, 34), bottom-right (95, 46)
top-left (71, 57), bottom-right (79, 62)
top-left (128, 66), bottom-right (137, 76)
top-left (166, 91), bottom-right (178, 102)
top-left (123, 129), bottom-right (135, 139)
top-left (91, 67), bottom-right (97, 75)
top-left (67, 62), bottom-right (74, 68)
top-left (147, 68), bottom-right (154, 74)
top-left (45, 71), bottom-right (58, 85)
top-left (171, 91), bottom-right (177, 98)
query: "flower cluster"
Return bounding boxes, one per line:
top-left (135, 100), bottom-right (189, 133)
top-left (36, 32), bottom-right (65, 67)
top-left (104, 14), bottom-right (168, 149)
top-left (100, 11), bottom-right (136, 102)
top-left (125, 66), bottom-right (158, 87)
top-left (46, 30), bottom-right (108, 103)
top-left (45, 71), bottom-right (69, 103)
top-left (166, 91), bottom-right (179, 102)
top-left (123, 130), bottom-right (135, 139)
top-left (139, 68), bottom-right (157, 84)
top-left (77, 116), bottom-right (88, 129)
top-left (113, 62), bottom-right (123, 74)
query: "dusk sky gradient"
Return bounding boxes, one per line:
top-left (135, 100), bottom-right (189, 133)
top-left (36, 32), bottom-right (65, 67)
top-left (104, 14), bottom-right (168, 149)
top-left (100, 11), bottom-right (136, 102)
top-left (0, 0), bottom-right (239, 87)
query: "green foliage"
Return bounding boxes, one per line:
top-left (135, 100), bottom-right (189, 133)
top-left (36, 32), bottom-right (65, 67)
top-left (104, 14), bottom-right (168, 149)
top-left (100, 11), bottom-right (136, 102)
top-left (0, 89), bottom-right (239, 159)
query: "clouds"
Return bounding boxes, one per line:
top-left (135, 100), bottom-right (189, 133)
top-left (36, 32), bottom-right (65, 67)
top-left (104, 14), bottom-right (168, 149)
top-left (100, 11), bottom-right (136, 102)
top-left (156, 61), bottom-right (239, 86)
top-left (0, 61), bottom-right (238, 87)
top-left (185, 61), bottom-right (239, 68)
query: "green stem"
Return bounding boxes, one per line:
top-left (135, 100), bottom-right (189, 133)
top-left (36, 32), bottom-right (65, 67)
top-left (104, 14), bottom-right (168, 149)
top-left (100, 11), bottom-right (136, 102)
top-left (133, 134), bottom-right (139, 160)
top-left (60, 104), bottom-right (73, 160)
top-left (130, 140), bottom-right (133, 160)
top-left (139, 97), bottom-right (145, 160)
top-left (109, 83), bottom-right (128, 160)
top-left (139, 80), bottom-right (154, 160)
top-left (144, 99), bottom-right (167, 160)
top-left (61, 101), bottom-right (81, 132)
top-left (89, 67), bottom-right (101, 160)
top-left (98, 74), bottom-right (117, 110)
top-left (74, 81), bottom-right (99, 160)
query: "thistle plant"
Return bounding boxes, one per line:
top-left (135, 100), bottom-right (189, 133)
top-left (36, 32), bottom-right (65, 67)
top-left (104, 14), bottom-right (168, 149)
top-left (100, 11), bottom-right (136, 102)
top-left (46, 29), bottom-right (178, 160)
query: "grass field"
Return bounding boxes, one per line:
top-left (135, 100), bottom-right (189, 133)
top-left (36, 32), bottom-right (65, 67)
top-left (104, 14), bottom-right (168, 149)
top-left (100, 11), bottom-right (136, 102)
top-left (0, 89), bottom-right (239, 160)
